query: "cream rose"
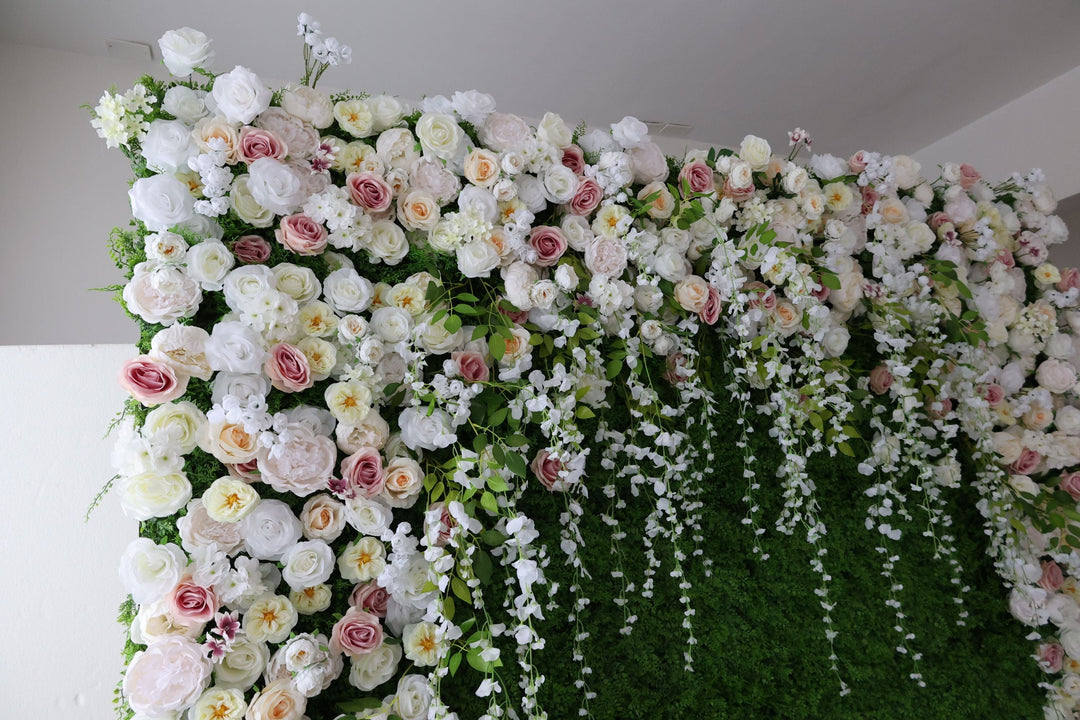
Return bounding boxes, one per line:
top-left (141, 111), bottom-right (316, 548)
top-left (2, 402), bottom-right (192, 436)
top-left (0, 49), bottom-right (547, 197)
top-left (245, 678), bottom-right (306, 720)
top-left (281, 84), bottom-right (333, 129)
top-left (203, 476), bottom-right (260, 522)
top-left (119, 470), bottom-right (191, 521)
top-left (214, 634), bottom-right (269, 690)
top-left (229, 175), bottom-right (275, 228)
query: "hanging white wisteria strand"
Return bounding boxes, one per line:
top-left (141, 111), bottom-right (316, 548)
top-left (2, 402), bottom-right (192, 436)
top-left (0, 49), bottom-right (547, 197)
top-left (89, 13), bottom-right (1080, 720)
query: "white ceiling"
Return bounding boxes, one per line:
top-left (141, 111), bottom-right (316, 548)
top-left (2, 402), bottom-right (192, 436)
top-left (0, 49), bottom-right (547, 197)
top-left (5, 0), bottom-right (1080, 156)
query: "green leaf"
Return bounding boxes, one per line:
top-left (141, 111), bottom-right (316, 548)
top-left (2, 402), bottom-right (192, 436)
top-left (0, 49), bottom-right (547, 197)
top-left (820, 272), bottom-right (842, 291)
top-left (809, 413), bottom-right (823, 432)
top-left (487, 474), bottom-right (509, 492)
top-left (505, 451), bottom-right (528, 478)
top-left (471, 325), bottom-right (488, 341)
top-left (838, 441), bottom-right (855, 457)
top-left (480, 491), bottom-right (499, 514)
top-left (489, 407), bottom-right (509, 427)
top-left (606, 358), bottom-right (623, 380)
top-left (451, 576), bottom-right (471, 603)
top-left (490, 337), bottom-right (506, 361)
top-left (456, 305), bottom-right (480, 316)
top-left (457, 293), bottom-right (480, 303)
top-left (444, 314), bottom-right (463, 333)
top-left (448, 652), bottom-right (463, 677)
top-left (443, 596), bottom-right (456, 622)
top-left (474, 550), bottom-right (493, 585)
top-left (479, 529), bottom-right (505, 547)
top-left (576, 406), bottom-right (596, 420)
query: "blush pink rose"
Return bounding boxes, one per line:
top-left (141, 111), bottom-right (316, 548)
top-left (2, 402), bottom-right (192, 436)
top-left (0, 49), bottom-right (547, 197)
top-left (926, 212), bottom-right (951, 231)
top-left (265, 342), bottom-right (313, 392)
top-left (561, 145), bottom-right (585, 175)
top-left (119, 355), bottom-right (188, 406)
top-left (167, 575), bottom-right (219, 624)
top-left (350, 582), bottom-right (390, 617)
top-left (424, 501), bottom-right (456, 547)
top-left (1038, 560), bottom-right (1065, 592)
top-left (340, 447), bottom-right (385, 498)
top-left (981, 383), bottom-right (1005, 408)
top-left (452, 350), bottom-right (490, 383)
top-left (848, 150), bottom-right (869, 173)
top-left (1061, 471), bottom-right (1080, 501)
top-left (232, 235), bottom-right (272, 264)
top-left (1038, 642), bottom-right (1064, 673)
top-left (1057, 267), bottom-right (1080, 292)
top-left (958, 163), bottom-right (981, 190)
top-left (227, 458), bottom-right (261, 481)
top-left (275, 213), bottom-right (328, 256)
top-left (1008, 448), bottom-right (1041, 475)
top-left (678, 160), bottom-right (715, 195)
top-left (529, 226), bottom-right (568, 267)
top-left (664, 352), bottom-right (692, 384)
top-left (531, 449), bottom-right (565, 491)
top-left (346, 171), bottom-right (393, 213)
top-left (860, 186), bottom-right (879, 215)
top-left (699, 286), bottom-right (722, 325)
top-left (926, 397), bottom-right (953, 420)
top-left (869, 365), bottom-right (893, 395)
top-left (238, 126), bottom-right (288, 164)
top-left (330, 607), bottom-right (384, 657)
top-left (569, 178), bottom-right (603, 216)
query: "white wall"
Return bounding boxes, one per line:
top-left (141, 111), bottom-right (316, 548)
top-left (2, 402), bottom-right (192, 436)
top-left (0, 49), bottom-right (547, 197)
top-left (0, 42), bottom-right (152, 346)
top-left (0, 344), bottom-right (137, 718)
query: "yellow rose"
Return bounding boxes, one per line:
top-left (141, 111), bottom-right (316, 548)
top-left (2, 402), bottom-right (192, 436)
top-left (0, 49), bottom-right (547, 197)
top-left (243, 595), bottom-right (297, 644)
top-left (338, 536), bottom-right (386, 583)
top-left (191, 687), bottom-right (247, 720)
top-left (202, 476), bottom-right (260, 523)
top-left (325, 380), bottom-right (374, 426)
top-left (334, 99), bottom-right (374, 139)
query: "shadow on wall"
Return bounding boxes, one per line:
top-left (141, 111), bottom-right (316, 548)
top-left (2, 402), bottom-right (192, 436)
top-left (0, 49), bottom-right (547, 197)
top-left (1056, 193), bottom-right (1080, 269)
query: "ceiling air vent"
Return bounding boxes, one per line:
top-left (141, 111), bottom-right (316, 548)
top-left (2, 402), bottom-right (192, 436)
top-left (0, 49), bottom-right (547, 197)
top-left (643, 122), bottom-right (694, 138)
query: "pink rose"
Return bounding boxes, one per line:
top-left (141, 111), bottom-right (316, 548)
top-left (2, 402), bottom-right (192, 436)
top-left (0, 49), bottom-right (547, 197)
top-left (980, 383), bottom-right (1005, 408)
top-left (531, 449), bottom-right (565, 491)
top-left (227, 458), bottom-right (262, 481)
top-left (678, 160), bottom-right (714, 195)
top-left (238, 126), bottom-right (288, 164)
top-left (848, 150), bottom-right (869, 173)
top-left (699, 286), bottom-right (722, 325)
top-left (452, 350), bottom-right (490, 383)
top-left (926, 397), bottom-right (953, 420)
top-left (926, 212), bottom-right (951, 231)
top-left (958, 163), bottom-right (981, 190)
top-left (1038, 642), bottom-right (1064, 673)
top-left (167, 575), bottom-right (219, 624)
top-left (1058, 268), bottom-right (1080, 292)
top-left (860, 186), bottom-right (879, 215)
top-left (232, 235), bottom-right (271, 264)
top-left (350, 582), bottom-right (390, 617)
top-left (529, 226), bottom-right (568, 267)
top-left (330, 607), bottom-right (384, 657)
top-left (275, 213), bottom-right (328, 256)
top-left (869, 365), bottom-right (893, 395)
top-left (423, 501), bottom-right (456, 548)
top-left (664, 352), bottom-right (692, 384)
top-left (1038, 559), bottom-right (1065, 592)
top-left (265, 342), bottom-right (313, 392)
top-left (340, 447), bottom-right (385, 498)
top-left (561, 145), bottom-right (585, 175)
top-left (1061, 471), bottom-right (1080, 501)
top-left (569, 178), bottom-right (603, 216)
top-left (722, 175), bottom-right (754, 202)
top-left (1008, 448), bottom-right (1041, 475)
top-left (119, 355), bottom-right (188, 406)
top-left (346, 171), bottom-right (393, 213)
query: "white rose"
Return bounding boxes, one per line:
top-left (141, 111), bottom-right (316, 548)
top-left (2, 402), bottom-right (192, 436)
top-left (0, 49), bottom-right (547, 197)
top-left (1037, 359), bottom-right (1077, 394)
top-left (416, 112), bottom-right (465, 161)
top-left (130, 174), bottom-right (194, 232)
top-left (118, 538), bottom-right (188, 604)
top-left (394, 674), bottom-right (433, 720)
top-left (214, 634), bottom-right (269, 690)
top-left (891, 155), bottom-right (921, 190)
top-left (450, 89), bottom-right (497, 125)
top-left (185, 240), bottom-right (234, 291)
top-left (809, 153), bottom-right (847, 180)
top-left (610, 116), bottom-right (649, 149)
top-left (628, 142), bottom-right (669, 185)
top-left (124, 637), bottom-right (211, 717)
top-left (162, 86), bottom-right (207, 124)
top-left (144, 230), bottom-right (188, 264)
top-left (783, 165), bottom-right (809, 195)
top-left (728, 161), bottom-right (753, 189)
top-left (821, 326), bottom-right (850, 358)
top-left (419, 315), bottom-right (466, 355)
top-left (1008, 585), bottom-right (1050, 626)
top-left (578, 128), bottom-right (617, 155)
top-left (158, 27), bottom-right (213, 76)
top-left (366, 220), bottom-right (409, 264)
top-left (229, 174), bottom-right (275, 228)
top-left (543, 164), bottom-right (580, 204)
top-left (993, 430), bottom-right (1023, 465)
top-left (280, 84), bottom-right (333, 129)
top-left (349, 643), bottom-right (402, 691)
top-left (143, 399), bottom-right (207, 451)
top-left (561, 214), bottom-right (595, 252)
top-left (323, 268), bottom-right (374, 313)
top-left (639, 319), bottom-right (663, 341)
top-left (273, 263), bottom-right (321, 303)
top-left (246, 157), bottom-right (305, 216)
top-left (335, 409), bottom-right (390, 454)
top-left (530, 279), bottom-right (559, 310)
top-left (651, 245), bottom-right (690, 282)
top-left (502, 261), bottom-right (538, 311)
top-left (344, 495), bottom-right (393, 537)
top-left (1056, 406), bottom-right (1080, 436)
top-left (554, 264), bottom-right (579, 292)
top-left (241, 499), bottom-right (304, 562)
top-left (536, 112), bottom-right (572, 148)
top-left (370, 306), bottom-right (413, 344)
top-left (281, 540), bottom-right (335, 591)
top-left (456, 237), bottom-right (501, 278)
top-left (480, 112), bottom-right (532, 152)
top-left (739, 135), bottom-right (772, 171)
top-left (375, 128), bottom-right (420, 170)
top-left (514, 174), bottom-right (547, 214)
top-left (1062, 626), bottom-right (1080, 659)
top-left (634, 284), bottom-right (664, 314)
top-left (123, 262), bottom-right (201, 326)
top-left (205, 321), bottom-right (266, 374)
top-left (130, 598), bottom-right (202, 645)
top-left (141, 120), bottom-right (195, 173)
top-left (398, 407), bottom-right (456, 451)
top-left (119, 469), bottom-right (191, 521)
top-left (369, 94), bottom-right (408, 132)
top-left (457, 185), bottom-right (497, 222)
top-left (211, 65), bottom-right (271, 125)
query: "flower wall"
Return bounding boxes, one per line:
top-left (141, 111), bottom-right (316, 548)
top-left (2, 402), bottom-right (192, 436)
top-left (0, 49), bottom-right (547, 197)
top-left (93, 16), bottom-right (1080, 720)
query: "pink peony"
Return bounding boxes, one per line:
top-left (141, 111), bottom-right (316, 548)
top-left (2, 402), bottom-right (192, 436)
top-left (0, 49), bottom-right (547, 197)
top-left (119, 355), bottom-right (188, 406)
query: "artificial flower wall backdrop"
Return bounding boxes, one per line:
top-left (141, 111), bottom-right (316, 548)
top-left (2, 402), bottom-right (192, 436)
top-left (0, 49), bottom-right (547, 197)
top-left (93, 15), bottom-right (1080, 720)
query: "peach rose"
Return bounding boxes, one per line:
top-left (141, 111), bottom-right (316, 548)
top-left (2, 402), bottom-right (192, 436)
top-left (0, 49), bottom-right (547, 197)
top-left (193, 116), bottom-right (240, 164)
top-left (464, 148), bottom-right (501, 187)
top-left (201, 420), bottom-right (260, 464)
top-left (398, 190), bottom-right (440, 231)
top-left (119, 355), bottom-right (188, 407)
top-left (382, 457), bottom-right (423, 508)
top-left (674, 275), bottom-right (709, 313)
top-left (246, 678), bottom-right (307, 720)
top-left (300, 493), bottom-right (346, 542)
top-left (878, 198), bottom-right (907, 224)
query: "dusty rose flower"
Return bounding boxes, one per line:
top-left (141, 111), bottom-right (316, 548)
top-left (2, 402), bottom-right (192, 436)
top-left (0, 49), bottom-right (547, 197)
top-left (678, 160), bottom-right (714, 195)
top-left (265, 342), bottom-right (313, 393)
top-left (1061, 471), bottom-right (1080, 501)
top-left (423, 501), bottom-right (456, 548)
top-left (238, 126), bottom-right (288, 164)
top-left (167, 575), bottom-right (219, 624)
top-left (569, 178), bottom-right (603, 216)
top-left (561, 145), bottom-right (585, 175)
top-left (926, 212), bottom-right (951, 231)
top-left (981, 383), bottom-right (1005, 408)
top-left (1057, 268), bottom-right (1080, 292)
top-left (228, 458), bottom-right (261, 481)
top-left (848, 150), bottom-right (869, 173)
top-left (531, 449), bottom-right (565, 491)
top-left (340, 447), bottom-right (385, 498)
top-left (860, 186), bottom-right (879, 215)
top-left (529, 226), bottom-right (568, 267)
top-left (276, 213), bottom-right (328, 256)
top-left (1008, 448), bottom-right (1041, 475)
top-left (723, 175), bottom-right (754, 201)
top-left (699, 286), bottom-right (722, 325)
top-left (743, 281), bottom-right (776, 310)
top-left (452, 350), bottom-right (489, 383)
top-left (869, 365), bottom-right (893, 395)
top-left (1038, 642), bottom-right (1064, 673)
top-left (958, 163), bottom-right (981, 190)
top-left (1039, 559), bottom-right (1065, 592)
top-left (330, 607), bottom-right (384, 657)
top-left (346, 171), bottom-right (393, 212)
top-left (120, 355), bottom-right (188, 406)
top-left (664, 352), bottom-right (692, 384)
top-left (232, 235), bottom-right (272, 264)
top-left (926, 397), bottom-right (953, 420)
top-left (350, 582), bottom-right (390, 617)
